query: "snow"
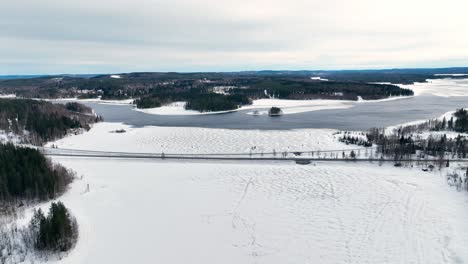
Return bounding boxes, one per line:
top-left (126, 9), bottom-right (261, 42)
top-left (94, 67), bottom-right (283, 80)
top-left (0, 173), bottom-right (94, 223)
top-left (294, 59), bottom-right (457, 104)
top-left (135, 78), bottom-right (467, 116)
top-left (24, 122), bottom-right (468, 263)
top-left (75, 98), bottom-right (134, 105)
top-left (34, 157), bottom-right (468, 264)
top-left (2, 119), bottom-right (468, 263)
top-left (242, 99), bottom-right (353, 115)
top-left (47, 122), bottom-right (362, 154)
top-left (0, 129), bottom-right (24, 144)
top-left (51, 98), bottom-right (134, 105)
top-left (0, 94), bottom-right (16, 98)
top-left (400, 78), bottom-right (468, 97)
top-left (435, 74), bottom-right (468, 77)
top-left (356, 95), bottom-right (413, 103)
top-left (110, 75), bottom-right (121, 79)
top-left (134, 102), bottom-right (214, 116)
top-left (385, 110), bottom-right (456, 133)
top-left (310, 76), bottom-right (329, 81)
top-left (135, 99), bottom-right (354, 116)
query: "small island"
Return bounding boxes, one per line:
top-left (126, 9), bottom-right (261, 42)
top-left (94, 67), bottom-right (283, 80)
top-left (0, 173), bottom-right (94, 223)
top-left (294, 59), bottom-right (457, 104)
top-left (269, 107), bottom-right (283, 116)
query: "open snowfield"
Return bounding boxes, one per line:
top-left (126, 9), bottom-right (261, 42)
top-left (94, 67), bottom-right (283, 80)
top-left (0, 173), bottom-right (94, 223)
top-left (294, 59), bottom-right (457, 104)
top-left (42, 158), bottom-right (468, 264)
top-left (31, 122), bottom-right (468, 264)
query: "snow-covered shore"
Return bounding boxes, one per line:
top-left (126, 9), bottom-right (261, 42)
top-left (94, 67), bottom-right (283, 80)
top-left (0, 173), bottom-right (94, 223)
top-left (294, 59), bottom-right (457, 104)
top-left (133, 97), bottom-right (414, 116)
top-left (49, 98), bottom-right (134, 105)
top-left (133, 99), bottom-right (354, 116)
top-left (400, 78), bottom-right (468, 97)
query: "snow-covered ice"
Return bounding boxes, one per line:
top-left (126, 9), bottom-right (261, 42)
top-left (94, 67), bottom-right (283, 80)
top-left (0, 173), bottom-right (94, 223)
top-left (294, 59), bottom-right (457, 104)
top-left (32, 122), bottom-right (468, 264)
top-left (400, 78), bottom-right (468, 97)
top-left (47, 122), bottom-right (361, 154)
top-left (42, 158), bottom-right (468, 264)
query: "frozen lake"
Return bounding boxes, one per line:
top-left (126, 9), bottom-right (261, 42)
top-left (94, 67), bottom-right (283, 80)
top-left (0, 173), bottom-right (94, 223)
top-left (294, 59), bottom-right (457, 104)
top-left (84, 94), bottom-right (468, 130)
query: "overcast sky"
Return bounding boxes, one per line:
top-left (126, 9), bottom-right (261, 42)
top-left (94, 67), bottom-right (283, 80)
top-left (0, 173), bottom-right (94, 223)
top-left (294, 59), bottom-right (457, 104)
top-left (2, 0), bottom-right (468, 74)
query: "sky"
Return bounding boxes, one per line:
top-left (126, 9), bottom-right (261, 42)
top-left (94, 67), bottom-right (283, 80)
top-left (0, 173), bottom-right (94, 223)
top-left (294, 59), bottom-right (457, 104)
top-left (1, 0), bottom-right (468, 74)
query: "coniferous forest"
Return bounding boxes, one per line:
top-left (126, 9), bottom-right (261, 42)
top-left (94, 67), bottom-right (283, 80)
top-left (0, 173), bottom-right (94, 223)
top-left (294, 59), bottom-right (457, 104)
top-left (0, 72), bottom-right (416, 113)
top-left (31, 202), bottom-right (78, 252)
top-left (0, 143), bottom-right (74, 203)
top-left (0, 99), bottom-right (101, 144)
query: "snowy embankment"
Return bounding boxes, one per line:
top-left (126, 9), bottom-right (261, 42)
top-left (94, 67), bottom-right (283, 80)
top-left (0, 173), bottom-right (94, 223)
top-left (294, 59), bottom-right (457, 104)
top-left (385, 108), bottom-right (468, 140)
top-left (385, 110), bottom-right (457, 134)
top-left (34, 122), bottom-right (468, 264)
top-left (135, 102), bottom-right (221, 116)
top-left (133, 97), bottom-right (411, 116)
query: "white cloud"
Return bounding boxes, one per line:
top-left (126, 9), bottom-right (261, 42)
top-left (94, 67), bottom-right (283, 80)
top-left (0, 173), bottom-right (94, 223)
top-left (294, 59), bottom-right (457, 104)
top-left (1, 0), bottom-right (468, 74)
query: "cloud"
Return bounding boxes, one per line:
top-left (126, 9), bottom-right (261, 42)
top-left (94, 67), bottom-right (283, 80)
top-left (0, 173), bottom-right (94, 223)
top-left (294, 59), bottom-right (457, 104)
top-left (1, 0), bottom-right (468, 74)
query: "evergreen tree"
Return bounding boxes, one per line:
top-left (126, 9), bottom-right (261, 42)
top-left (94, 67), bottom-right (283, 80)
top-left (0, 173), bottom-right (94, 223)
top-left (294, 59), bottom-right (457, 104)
top-left (35, 202), bottom-right (78, 252)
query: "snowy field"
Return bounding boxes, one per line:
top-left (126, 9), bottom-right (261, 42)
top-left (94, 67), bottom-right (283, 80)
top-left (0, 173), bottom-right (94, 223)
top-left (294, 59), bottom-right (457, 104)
top-left (44, 158), bottom-right (468, 264)
top-left (34, 122), bottom-right (468, 264)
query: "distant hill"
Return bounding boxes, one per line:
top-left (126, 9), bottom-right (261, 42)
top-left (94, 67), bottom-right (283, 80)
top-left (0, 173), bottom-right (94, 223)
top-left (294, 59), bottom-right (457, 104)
top-left (0, 74), bottom-right (101, 80)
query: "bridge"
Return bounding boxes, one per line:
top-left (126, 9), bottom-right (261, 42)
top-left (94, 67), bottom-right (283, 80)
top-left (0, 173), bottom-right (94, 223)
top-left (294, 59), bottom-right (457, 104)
top-left (38, 146), bottom-right (468, 164)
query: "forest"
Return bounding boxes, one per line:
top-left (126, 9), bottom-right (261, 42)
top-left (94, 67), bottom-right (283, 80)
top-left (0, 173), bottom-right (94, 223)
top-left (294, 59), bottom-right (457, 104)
top-left (131, 78), bottom-right (412, 111)
top-left (338, 109), bottom-right (468, 166)
top-left (0, 143), bottom-right (74, 203)
top-left (233, 79), bottom-right (413, 100)
top-left (0, 99), bottom-right (101, 144)
top-left (0, 202), bottom-right (78, 262)
top-left (31, 202), bottom-right (78, 252)
top-left (0, 70), bottom-right (420, 111)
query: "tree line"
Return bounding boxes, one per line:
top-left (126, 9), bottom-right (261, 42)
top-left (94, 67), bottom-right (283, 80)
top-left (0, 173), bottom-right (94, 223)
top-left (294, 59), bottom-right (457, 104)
top-left (0, 143), bottom-right (74, 203)
top-left (0, 99), bottom-right (101, 145)
top-left (31, 202), bottom-right (78, 252)
top-left (1, 73), bottom-right (415, 112)
top-left (1, 202), bottom-right (78, 263)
